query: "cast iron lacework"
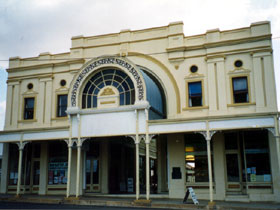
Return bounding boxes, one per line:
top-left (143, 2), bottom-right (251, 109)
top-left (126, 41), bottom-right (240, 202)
top-left (82, 69), bottom-right (135, 108)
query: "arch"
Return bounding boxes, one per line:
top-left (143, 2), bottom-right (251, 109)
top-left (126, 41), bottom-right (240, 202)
top-left (69, 56), bottom-right (146, 108)
top-left (127, 52), bottom-right (181, 114)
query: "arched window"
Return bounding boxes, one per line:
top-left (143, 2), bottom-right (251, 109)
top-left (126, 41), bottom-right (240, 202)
top-left (140, 69), bottom-right (166, 120)
top-left (82, 69), bottom-right (135, 108)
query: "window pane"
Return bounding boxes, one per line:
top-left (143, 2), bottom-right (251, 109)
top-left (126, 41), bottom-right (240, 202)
top-left (233, 77), bottom-right (247, 91)
top-left (232, 77), bottom-right (248, 103)
top-left (82, 69), bottom-right (135, 109)
top-left (226, 154), bottom-right (240, 182)
top-left (188, 82), bottom-right (202, 96)
top-left (188, 82), bottom-right (202, 107)
top-left (57, 95), bottom-right (67, 117)
top-left (243, 130), bottom-right (271, 182)
top-left (24, 98), bottom-right (34, 119)
top-left (185, 134), bottom-right (213, 183)
top-left (93, 160), bottom-right (99, 184)
top-left (48, 142), bottom-right (67, 185)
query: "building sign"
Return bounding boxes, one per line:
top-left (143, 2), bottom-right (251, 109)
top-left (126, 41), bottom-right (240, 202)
top-left (71, 57), bottom-right (145, 107)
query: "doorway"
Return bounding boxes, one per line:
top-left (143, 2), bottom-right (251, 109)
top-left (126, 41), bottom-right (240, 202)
top-left (224, 132), bottom-right (246, 194)
top-left (108, 137), bottom-right (135, 194)
top-left (84, 141), bottom-right (100, 192)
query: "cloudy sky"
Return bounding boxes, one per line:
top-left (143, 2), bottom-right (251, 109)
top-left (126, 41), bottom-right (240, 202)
top-left (0, 0), bottom-right (279, 130)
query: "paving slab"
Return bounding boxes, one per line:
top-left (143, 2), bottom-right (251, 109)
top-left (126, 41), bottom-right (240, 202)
top-left (0, 194), bottom-right (279, 210)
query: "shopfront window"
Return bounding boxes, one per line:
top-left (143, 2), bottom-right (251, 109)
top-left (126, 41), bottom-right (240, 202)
top-left (185, 134), bottom-right (213, 183)
top-left (224, 130), bottom-right (271, 183)
top-left (244, 130), bottom-right (271, 182)
top-left (48, 142), bottom-right (67, 185)
top-left (8, 144), bottom-right (19, 185)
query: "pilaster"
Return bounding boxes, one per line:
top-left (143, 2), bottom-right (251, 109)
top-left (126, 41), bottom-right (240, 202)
top-left (0, 143), bottom-right (9, 193)
top-left (206, 62), bottom-right (217, 112)
top-left (100, 140), bottom-right (109, 194)
top-left (252, 54), bottom-right (266, 111)
top-left (39, 142), bottom-right (48, 195)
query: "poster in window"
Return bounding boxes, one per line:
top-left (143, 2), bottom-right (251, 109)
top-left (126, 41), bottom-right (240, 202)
top-left (251, 167), bottom-right (256, 174)
top-left (264, 174), bottom-right (271, 182)
top-left (54, 176), bottom-right (58, 184)
top-left (250, 174), bottom-right (256, 182)
top-left (10, 172), bottom-right (14, 179)
top-left (247, 168), bottom-right (251, 174)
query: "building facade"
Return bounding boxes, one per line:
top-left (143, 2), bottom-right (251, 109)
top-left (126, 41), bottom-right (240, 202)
top-left (0, 21), bottom-right (279, 202)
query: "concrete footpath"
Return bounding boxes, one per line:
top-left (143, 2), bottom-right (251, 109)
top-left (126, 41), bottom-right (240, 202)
top-left (0, 194), bottom-right (279, 210)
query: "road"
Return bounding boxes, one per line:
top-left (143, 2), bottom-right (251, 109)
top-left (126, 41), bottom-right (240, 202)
top-left (0, 201), bottom-right (170, 210)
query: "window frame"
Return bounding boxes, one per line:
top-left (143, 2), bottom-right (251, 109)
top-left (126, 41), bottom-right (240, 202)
top-left (23, 96), bottom-right (36, 120)
top-left (230, 75), bottom-right (251, 104)
top-left (185, 79), bottom-right (206, 109)
top-left (56, 94), bottom-right (68, 118)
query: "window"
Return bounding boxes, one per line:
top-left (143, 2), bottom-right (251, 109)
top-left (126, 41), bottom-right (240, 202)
top-left (185, 134), bottom-right (213, 183)
top-left (232, 77), bottom-right (248, 103)
top-left (190, 65), bottom-right (198, 73)
top-left (24, 97), bottom-right (35, 120)
top-left (243, 130), bottom-right (271, 182)
top-left (188, 81), bottom-right (202, 107)
top-left (48, 141), bottom-right (67, 185)
top-left (82, 69), bottom-right (135, 109)
top-left (234, 60), bottom-right (243, 68)
top-left (57, 95), bottom-right (67, 117)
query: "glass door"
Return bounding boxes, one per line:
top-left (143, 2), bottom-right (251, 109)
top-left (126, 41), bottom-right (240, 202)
top-left (224, 132), bottom-right (247, 194)
top-left (85, 158), bottom-right (100, 192)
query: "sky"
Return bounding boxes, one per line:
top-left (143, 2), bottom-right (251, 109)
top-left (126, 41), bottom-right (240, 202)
top-left (0, 0), bottom-right (279, 130)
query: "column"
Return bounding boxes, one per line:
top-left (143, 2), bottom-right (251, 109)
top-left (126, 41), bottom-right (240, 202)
top-left (66, 140), bottom-right (73, 198)
top-left (200, 130), bottom-right (216, 204)
top-left (206, 138), bottom-right (214, 202)
top-left (16, 141), bottom-right (28, 197)
top-left (76, 140), bottom-right (81, 198)
top-left (145, 109), bottom-right (150, 201)
top-left (145, 139), bottom-right (150, 200)
top-left (135, 139), bottom-right (140, 200)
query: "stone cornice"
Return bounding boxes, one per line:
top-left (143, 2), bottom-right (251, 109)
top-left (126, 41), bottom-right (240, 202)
top-left (7, 58), bottom-right (85, 72)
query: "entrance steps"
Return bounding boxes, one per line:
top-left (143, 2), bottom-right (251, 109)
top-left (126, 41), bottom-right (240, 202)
top-left (225, 194), bottom-right (250, 202)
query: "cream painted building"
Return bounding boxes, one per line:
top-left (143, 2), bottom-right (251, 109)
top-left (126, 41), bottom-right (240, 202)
top-left (0, 21), bottom-right (279, 202)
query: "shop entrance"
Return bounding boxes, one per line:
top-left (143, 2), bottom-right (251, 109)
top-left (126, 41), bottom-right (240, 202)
top-left (224, 132), bottom-right (246, 194)
top-left (8, 142), bottom-right (41, 194)
top-left (224, 130), bottom-right (272, 195)
top-left (109, 137), bottom-right (135, 194)
top-left (84, 141), bottom-right (100, 192)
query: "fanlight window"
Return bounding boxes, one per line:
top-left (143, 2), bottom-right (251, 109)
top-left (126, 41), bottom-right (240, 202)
top-left (82, 69), bottom-right (135, 108)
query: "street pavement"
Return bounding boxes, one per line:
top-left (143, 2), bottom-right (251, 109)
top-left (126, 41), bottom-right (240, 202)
top-left (0, 201), bottom-right (169, 210)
